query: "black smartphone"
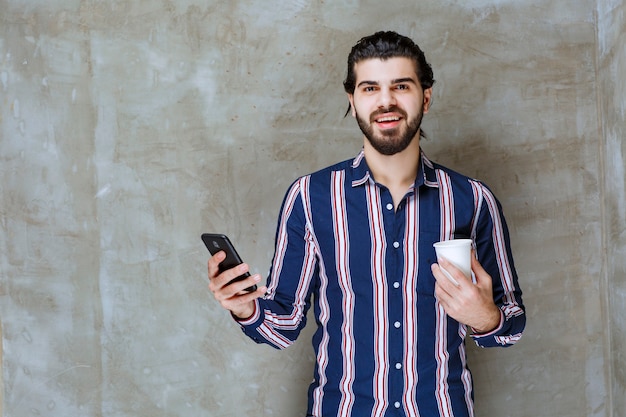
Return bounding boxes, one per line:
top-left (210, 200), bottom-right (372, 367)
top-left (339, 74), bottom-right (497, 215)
top-left (201, 233), bottom-right (257, 292)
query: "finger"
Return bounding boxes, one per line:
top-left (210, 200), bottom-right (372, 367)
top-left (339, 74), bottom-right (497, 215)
top-left (434, 282), bottom-right (459, 314)
top-left (219, 282), bottom-right (265, 309)
top-left (470, 255), bottom-right (492, 288)
top-left (211, 263), bottom-right (253, 295)
top-left (432, 259), bottom-right (462, 287)
top-left (431, 263), bottom-right (450, 287)
top-left (470, 252), bottom-right (485, 274)
top-left (230, 273), bottom-right (263, 295)
top-left (239, 284), bottom-right (267, 300)
top-left (222, 286), bottom-right (267, 319)
top-left (207, 251), bottom-right (226, 279)
top-left (212, 275), bottom-right (252, 301)
top-left (434, 280), bottom-right (451, 300)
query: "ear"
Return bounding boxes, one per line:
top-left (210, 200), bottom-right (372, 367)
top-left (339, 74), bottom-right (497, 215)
top-left (422, 87), bottom-right (433, 114)
top-left (347, 94), bottom-right (356, 117)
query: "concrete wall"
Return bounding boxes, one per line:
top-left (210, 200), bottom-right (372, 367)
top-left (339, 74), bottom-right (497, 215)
top-left (0, 1), bottom-right (622, 416)
top-left (598, 0), bottom-right (626, 416)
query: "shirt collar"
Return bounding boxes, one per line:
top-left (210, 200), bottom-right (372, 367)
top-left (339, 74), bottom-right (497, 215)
top-left (350, 148), bottom-right (440, 189)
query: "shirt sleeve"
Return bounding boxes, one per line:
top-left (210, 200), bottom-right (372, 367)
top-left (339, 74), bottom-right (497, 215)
top-left (235, 177), bottom-right (317, 350)
top-left (470, 182), bottom-right (526, 348)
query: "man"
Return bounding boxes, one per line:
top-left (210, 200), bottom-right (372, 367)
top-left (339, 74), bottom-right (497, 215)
top-left (208, 31), bottom-right (525, 417)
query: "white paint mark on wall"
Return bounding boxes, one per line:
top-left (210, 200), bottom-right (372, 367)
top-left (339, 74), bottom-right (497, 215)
top-left (609, 130), bottom-right (626, 223)
top-left (96, 184), bottom-right (111, 199)
top-left (12, 99), bottom-right (20, 118)
top-left (191, 63), bottom-right (218, 121)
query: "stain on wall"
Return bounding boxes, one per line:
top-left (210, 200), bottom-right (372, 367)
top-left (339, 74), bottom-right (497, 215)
top-left (0, 0), bottom-right (623, 416)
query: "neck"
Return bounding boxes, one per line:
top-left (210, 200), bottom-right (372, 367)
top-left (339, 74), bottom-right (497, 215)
top-left (363, 136), bottom-right (421, 206)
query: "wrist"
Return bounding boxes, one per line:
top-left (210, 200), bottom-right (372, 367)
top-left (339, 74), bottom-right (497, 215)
top-left (473, 307), bottom-right (502, 334)
top-left (231, 301), bottom-right (256, 322)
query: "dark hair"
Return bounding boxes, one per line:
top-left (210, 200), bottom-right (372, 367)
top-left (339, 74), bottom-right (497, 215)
top-left (343, 31), bottom-right (435, 95)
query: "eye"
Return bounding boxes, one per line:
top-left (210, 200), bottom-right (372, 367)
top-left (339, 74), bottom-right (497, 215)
top-left (395, 84), bottom-right (410, 91)
top-left (363, 86), bottom-right (377, 93)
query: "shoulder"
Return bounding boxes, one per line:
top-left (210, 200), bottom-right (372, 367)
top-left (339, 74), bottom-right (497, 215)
top-left (433, 162), bottom-right (477, 183)
top-left (292, 156), bottom-right (356, 185)
top-left (282, 157), bottom-right (355, 197)
top-left (428, 158), bottom-right (495, 198)
top-left (310, 157), bottom-right (355, 177)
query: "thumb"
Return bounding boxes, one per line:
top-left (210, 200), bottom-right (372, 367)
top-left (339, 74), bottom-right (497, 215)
top-left (471, 254), bottom-right (492, 289)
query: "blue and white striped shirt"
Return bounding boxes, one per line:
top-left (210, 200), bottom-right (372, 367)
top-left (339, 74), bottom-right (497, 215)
top-left (237, 149), bottom-right (525, 417)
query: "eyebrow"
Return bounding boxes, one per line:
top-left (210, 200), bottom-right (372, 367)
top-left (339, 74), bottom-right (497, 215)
top-left (356, 77), bottom-right (419, 88)
top-left (392, 77), bottom-right (418, 85)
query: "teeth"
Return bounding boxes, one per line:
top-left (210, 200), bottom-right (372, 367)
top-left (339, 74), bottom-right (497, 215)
top-left (377, 116), bottom-right (400, 122)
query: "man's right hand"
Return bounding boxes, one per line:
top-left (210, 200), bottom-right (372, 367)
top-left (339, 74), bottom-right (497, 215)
top-left (207, 251), bottom-right (266, 320)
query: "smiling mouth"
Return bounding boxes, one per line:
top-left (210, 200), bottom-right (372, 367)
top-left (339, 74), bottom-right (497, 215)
top-left (375, 115), bottom-right (401, 123)
top-left (373, 114), bottom-right (403, 130)
top-left (372, 107), bottom-right (406, 125)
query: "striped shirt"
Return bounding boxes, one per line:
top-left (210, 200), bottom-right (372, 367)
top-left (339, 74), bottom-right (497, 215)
top-left (237, 149), bottom-right (525, 417)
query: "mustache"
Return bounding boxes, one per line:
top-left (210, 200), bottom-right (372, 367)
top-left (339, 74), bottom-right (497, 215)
top-left (370, 106), bottom-right (407, 121)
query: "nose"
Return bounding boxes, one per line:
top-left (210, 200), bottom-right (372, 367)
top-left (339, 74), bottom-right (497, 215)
top-left (377, 87), bottom-right (396, 109)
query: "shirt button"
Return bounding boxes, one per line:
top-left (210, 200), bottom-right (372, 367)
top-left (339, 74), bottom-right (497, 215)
top-left (394, 321), bottom-right (401, 328)
top-left (393, 282), bottom-right (400, 289)
top-left (393, 241), bottom-right (400, 248)
top-left (394, 401), bottom-right (401, 409)
top-left (386, 203), bottom-right (393, 211)
top-left (395, 362), bottom-right (402, 370)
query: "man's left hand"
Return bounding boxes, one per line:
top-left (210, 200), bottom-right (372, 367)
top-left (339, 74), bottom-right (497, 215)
top-left (431, 252), bottom-right (501, 334)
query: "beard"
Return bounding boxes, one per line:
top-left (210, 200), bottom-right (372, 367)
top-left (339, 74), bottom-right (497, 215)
top-left (355, 105), bottom-right (423, 156)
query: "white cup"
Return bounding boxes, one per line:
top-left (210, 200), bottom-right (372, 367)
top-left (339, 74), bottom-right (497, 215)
top-left (433, 239), bottom-right (473, 285)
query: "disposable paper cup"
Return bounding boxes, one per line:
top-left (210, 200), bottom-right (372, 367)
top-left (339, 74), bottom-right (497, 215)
top-left (433, 239), bottom-right (472, 285)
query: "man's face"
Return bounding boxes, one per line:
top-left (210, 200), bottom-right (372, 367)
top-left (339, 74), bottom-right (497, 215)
top-left (348, 57), bottom-right (432, 156)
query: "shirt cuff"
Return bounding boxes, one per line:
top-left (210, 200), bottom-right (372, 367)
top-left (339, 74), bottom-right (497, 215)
top-left (231, 298), bottom-right (261, 326)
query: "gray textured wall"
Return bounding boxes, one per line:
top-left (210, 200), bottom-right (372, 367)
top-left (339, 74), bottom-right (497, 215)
top-left (0, 0), bottom-right (624, 416)
top-left (598, 0), bottom-right (626, 416)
